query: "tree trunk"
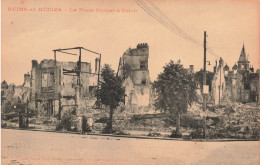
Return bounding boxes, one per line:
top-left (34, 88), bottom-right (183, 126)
top-left (203, 116), bottom-right (206, 138)
top-left (108, 106), bottom-right (114, 131)
top-left (26, 99), bottom-right (29, 128)
top-left (176, 113), bottom-right (181, 134)
top-left (58, 99), bottom-right (61, 120)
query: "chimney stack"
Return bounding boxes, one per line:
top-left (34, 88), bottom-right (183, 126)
top-left (23, 73), bottom-right (31, 87)
top-left (95, 58), bottom-right (100, 73)
top-left (189, 65), bottom-right (194, 73)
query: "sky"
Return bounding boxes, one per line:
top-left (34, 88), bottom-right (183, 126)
top-left (1, 0), bottom-right (259, 85)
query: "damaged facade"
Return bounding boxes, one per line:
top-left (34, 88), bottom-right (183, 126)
top-left (117, 43), bottom-right (153, 113)
top-left (1, 74), bottom-right (31, 115)
top-left (211, 44), bottom-right (259, 105)
top-left (30, 58), bottom-right (99, 118)
top-left (211, 58), bottom-right (226, 105)
top-left (226, 44), bottom-right (259, 103)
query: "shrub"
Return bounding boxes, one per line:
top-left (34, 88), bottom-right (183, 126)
top-left (29, 118), bottom-right (37, 124)
top-left (148, 131), bottom-right (162, 137)
top-left (170, 130), bottom-right (182, 138)
top-left (55, 112), bottom-right (72, 131)
top-left (55, 122), bottom-right (63, 131)
top-left (9, 117), bottom-right (18, 123)
top-left (1, 121), bottom-right (7, 128)
top-left (82, 116), bottom-right (87, 133)
top-left (190, 129), bottom-right (203, 139)
top-left (95, 117), bottom-right (109, 123)
top-left (252, 126), bottom-right (260, 140)
top-left (207, 128), bottom-right (218, 139)
top-left (102, 125), bottom-right (116, 134)
top-left (114, 130), bottom-right (130, 135)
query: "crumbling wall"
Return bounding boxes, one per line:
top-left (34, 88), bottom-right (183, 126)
top-left (118, 43), bottom-right (153, 111)
top-left (249, 73), bottom-right (259, 102)
top-left (257, 70), bottom-right (260, 104)
top-left (124, 77), bottom-right (137, 106)
top-left (211, 63), bottom-right (226, 105)
top-left (61, 98), bottom-right (75, 113)
top-left (130, 70), bottom-right (150, 85)
top-left (134, 85), bottom-right (151, 107)
top-left (30, 60), bottom-right (38, 110)
top-left (1, 81), bottom-right (30, 115)
top-left (30, 59), bottom-right (94, 118)
top-left (123, 74), bottom-right (153, 113)
top-left (88, 74), bottom-right (98, 98)
top-left (23, 73), bottom-right (30, 88)
top-left (60, 62), bottom-right (90, 97)
top-left (229, 74), bottom-right (244, 102)
top-left (61, 62), bottom-right (77, 97)
top-left (224, 70), bottom-right (256, 103)
top-left (79, 62), bottom-right (91, 97)
top-left (34, 59), bottom-right (59, 100)
top-left (60, 61), bottom-right (92, 115)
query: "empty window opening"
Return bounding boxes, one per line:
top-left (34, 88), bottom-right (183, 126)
top-left (140, 61), bottom-right (147, 69)
top-left (141, 79), bottom-right (146, 85)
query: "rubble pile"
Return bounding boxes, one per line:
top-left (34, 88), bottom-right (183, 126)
top-left (113, 111), bottom-right (169, 132)
top-left (212, 103), bottom-right (259, 139)
top-left (185, 102), bottom-right (259, 139)
top-left (1, 84), bottom-right (18, 114)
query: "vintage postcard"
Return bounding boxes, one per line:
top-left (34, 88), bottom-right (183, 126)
top-left (1, 0), bottom-right (260, 165)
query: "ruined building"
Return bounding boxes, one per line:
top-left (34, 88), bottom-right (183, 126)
top-left (237, 44), bottom-right (250, 73)
top-left (117, 43), bottom-right (153, 113)
top-left (1, 74), bottom-right (31, 115)
top-left (217, 44), bottom-right (259, 104)
top-left (211, 58), bottom-right (226, 105)
top-left (30, 58), bottom-right (99, 118)
top-left (23, 73), bottom-right (31, 88)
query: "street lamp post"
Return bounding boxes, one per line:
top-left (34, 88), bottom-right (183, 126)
top-left (202, 31), bottom-right (211, 139)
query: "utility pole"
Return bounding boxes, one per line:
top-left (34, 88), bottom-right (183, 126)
top-left (203, 31), bottom-right (207, 139)
top-left (78, 48), bottom-right (81, 88)
top-left (26, 98), bottom-right (29, 128)
top-left (96, 54), bottom-right (101, 107)
top-left (75, 48), bottom-right (82, 114)
top-left (218, 58), bottom-right (223, 105)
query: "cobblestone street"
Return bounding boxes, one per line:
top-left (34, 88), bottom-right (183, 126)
top-left (1, 129), bottom-right (259, 165)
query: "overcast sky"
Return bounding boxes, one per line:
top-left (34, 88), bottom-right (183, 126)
top-left (2, 0), bottom-right (259, 85)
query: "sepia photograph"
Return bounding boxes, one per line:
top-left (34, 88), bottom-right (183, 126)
top-left (1, 0), bottom-right (260, 164)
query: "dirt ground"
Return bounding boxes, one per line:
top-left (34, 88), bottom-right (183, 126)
top-left (2, 129), bottom-right (259, 165)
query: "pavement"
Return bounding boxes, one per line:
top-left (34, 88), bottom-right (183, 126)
top-left (4, 127), bottom-right (256, 141)
top-left (2, 128), bottom-right (260, 165)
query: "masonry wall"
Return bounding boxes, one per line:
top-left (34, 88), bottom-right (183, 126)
top-left (257, 70), bottom-right (260, 104)
top-left (224, 70), bottom-right (259, 104)
top-left (224, 72), bottom-right (244, 102)
top-left (60, 61), bottom-right (90, 97)
top-left (118, 44), bottom-right (153, 111)
top-left (23, 73), bottom-right (30, 88)
top-left (211, 63), bottom-right (226, 105)
top-left (30, 59), bottom-right (94, 118)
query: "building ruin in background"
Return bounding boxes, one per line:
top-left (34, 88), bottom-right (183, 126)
top-left (211, 57), bottom-right (226, 105)
top-left (211, 44), bottom-right (259, 105)
top-left (2, 43), bottom-right (259, 120)
top-left (30, 59), bottom-right (99, 118)
top-left (117, 43), bottom-right (153, 113)
top-left (29, 47), bottom-right (101, 118)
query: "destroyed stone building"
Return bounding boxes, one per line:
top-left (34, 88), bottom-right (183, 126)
top-left (211, 58), bottom-right (226, 105)
top-left (30, 58), bottom-right (99, 118)
top-left (212, 44), bottom-right (260, 104)
top-left (1, 76), bottom-right (31, 115)
top-left (117, 43), bottom-right (153, 113)
top-left (256, 69), bottom-right (260, 104)
top-left (23, 73), bottom-right (31, 88)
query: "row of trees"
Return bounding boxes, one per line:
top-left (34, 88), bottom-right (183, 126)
top-left (99, 60), bottom-right (198, 135)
